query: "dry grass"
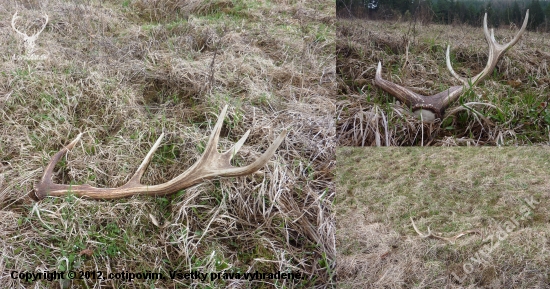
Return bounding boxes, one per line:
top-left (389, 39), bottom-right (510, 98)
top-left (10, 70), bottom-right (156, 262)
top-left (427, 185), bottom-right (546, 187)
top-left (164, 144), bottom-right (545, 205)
top-left (336, 147), bottom-right (550, 288)
top-left (0, 0), bottom-right (335, 288)
top-left (337, 18), bottom-right (550, 146)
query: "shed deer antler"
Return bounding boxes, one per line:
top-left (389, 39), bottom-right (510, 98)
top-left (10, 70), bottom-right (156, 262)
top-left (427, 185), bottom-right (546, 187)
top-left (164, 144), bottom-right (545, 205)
top-left (34, 105), bottom-right (287, 200)
top-left (11, 11), bottom-right (49, 59)
top-left (375, 11), bottom-right (529, 121)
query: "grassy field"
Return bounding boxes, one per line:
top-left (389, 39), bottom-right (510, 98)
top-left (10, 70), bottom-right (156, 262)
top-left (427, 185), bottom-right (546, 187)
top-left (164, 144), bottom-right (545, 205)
top-left (337, 17), bottom-right (550, 146)
top-left (336, 147), bottom-right (550, 288)
top-left (0, 0), bottom-right (335, 288)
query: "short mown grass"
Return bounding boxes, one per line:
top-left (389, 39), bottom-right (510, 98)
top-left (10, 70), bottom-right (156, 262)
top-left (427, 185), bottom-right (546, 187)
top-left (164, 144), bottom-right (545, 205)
top-left (336, 147), bottom-right (550, 288)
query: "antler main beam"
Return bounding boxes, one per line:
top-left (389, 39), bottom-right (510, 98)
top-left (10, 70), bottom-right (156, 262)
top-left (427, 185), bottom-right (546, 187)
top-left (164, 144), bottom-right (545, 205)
top-left (34, 105), bottom-right (287, 200)
top-left (375, 11), bottom-right (529, 121)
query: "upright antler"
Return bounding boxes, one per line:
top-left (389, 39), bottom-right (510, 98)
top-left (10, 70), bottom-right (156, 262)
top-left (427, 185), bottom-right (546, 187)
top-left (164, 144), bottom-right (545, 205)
top-left (11, 11), bottom-right (49, 57)
top-left (34, 105), bottom-right (287, 200)
top-left (375, 11), bottom-right (529, 121)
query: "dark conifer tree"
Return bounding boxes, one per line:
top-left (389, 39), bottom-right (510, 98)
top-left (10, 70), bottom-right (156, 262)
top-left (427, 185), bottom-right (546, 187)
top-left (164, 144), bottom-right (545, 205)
top-left (528, 0), bottom-right (544, 30)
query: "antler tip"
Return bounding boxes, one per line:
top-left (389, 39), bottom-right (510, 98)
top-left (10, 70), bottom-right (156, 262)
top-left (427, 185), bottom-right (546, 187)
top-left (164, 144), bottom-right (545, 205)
top-left (376, 61), bottom-right (382, 77)
top-left (275, 129), bottom-right (287, 143)
top-left (220, 104), bottom-right (229, 115)
top-left (66, 133), bottom-right (83, 150)
top-left (522, 10), bottom-right (530, 29)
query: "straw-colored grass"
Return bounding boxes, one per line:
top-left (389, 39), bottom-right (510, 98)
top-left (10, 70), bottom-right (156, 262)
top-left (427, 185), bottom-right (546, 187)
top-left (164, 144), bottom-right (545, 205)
top-left (0, 0), bottom-right (335, 288)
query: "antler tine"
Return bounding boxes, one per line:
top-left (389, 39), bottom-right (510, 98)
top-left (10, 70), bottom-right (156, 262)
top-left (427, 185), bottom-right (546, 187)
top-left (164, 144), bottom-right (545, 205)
top-left (218, 128), bottom-right (286, 176)
top-left (33, 13), bottom-right (49, 38)
top-left (33, 106), bottom-right (286, 200)
top-left (11, 11), bottom-right (28, 37)
top-left (226, 129), bottom-right (251, 159)
top-left (34, 133), bottom-right (85, 200)
top-left (177, 105), bottom-right (287, 177)
top-left (446, 46), bottom-right (470, 87)
top-left (374, 61), bottom-right (424, 107)
top-left (202, 104), bottom-right (230, 157)
top-left (410, 217), bottom-right (431, 239)
top-left (40, 133), bottom-right (83, 185)
top-left (123, 133), bottom-right (165, 187)
top-left (486, 9), bottom-right (529, 53)
top-left (447, 10), bottom-right (529, 88)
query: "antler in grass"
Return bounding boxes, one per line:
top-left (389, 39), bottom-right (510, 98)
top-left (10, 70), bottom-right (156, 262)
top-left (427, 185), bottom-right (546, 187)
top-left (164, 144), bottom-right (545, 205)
top-left (375, 11), bottom-right (529, 121)
top-left (410, 217), bottom-right (481, 244)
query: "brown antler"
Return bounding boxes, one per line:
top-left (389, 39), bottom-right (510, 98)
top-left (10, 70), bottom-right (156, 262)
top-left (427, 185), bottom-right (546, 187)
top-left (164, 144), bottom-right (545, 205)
top-left (375, 11), bottom-right (529, 121)
top-left (34, 105), bottom-right (287, 200)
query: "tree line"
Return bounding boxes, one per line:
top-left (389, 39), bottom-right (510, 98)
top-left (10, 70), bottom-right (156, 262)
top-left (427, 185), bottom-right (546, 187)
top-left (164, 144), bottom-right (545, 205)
top-left (337, 0), bottom-right (550, 31)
